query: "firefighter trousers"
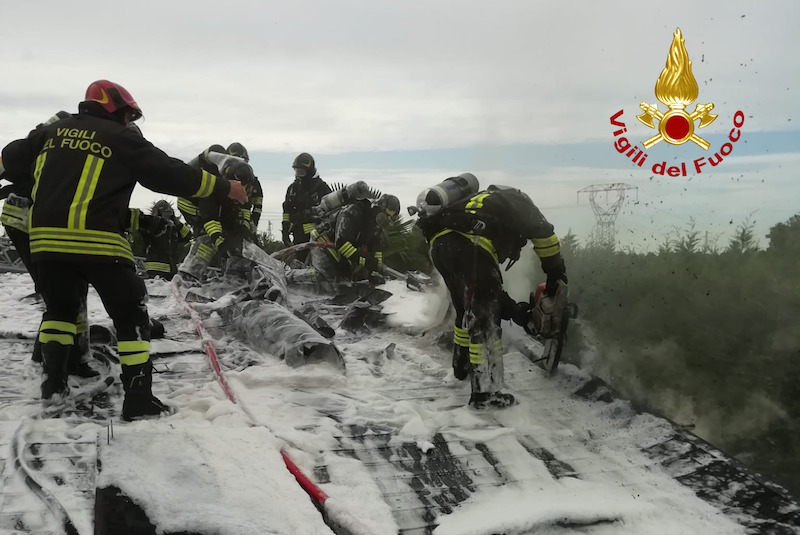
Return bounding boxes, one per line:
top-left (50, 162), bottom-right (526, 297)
top-left (36, 261), bottom-right (151, 368)
top-left (430, 232), bottom-right (505, 395)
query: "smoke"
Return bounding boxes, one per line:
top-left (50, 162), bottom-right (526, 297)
top-left (574, 322), bottom-right (789, 446)
top-left (502, 246), bottom-right (542, 304)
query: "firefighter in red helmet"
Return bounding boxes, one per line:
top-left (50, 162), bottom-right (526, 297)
top-left (1, 79), bottom-right (247, 420)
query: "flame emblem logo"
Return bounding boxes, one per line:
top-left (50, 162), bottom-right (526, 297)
top-left (636, 28), bottom-right (717, 150)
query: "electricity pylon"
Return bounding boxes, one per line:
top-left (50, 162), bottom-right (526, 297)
top-left (577, 183), bottom-right (638, 248)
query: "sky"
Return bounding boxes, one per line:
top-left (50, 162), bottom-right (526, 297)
top-left (1, 0), bottom-right (798, 250)
top-left (0, 272), bottom-right (768, 534)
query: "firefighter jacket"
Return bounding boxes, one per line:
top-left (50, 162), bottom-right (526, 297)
top-left (248, 177), bottom-right (263, 230)
top-left (313, 200), bottom-right (384, 274)
top-left (0, 178), bottom-right (33, 233)
top-left (0, 113), bottom-right (68, 234)
top-left (417, 185), bottom-right (566, 280)
top-left (282, 176), bottom-right (332, 240)
top-left (177, 150), bottom-right (221, 231)
top-left (129, 211), bottom-right (192, 277)
top-left (198, 192), bottom-right (251, 252)
top-left (0, 103), bottom-right (230, 266)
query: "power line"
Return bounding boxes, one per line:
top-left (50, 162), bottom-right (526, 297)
top-left (577, 183), bottom-right (638, 249)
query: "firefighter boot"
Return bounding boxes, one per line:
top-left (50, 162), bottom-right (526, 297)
top-left (41, 341), bottom-right (70, 400)
top-left (120, 361), bottom-right (171, 421)
top-left (32, 338), bottom-right (43, 363)
top-left (468, 392), bottom-right (517, 409)
top-left (67, 332), bottom-right (100, 378)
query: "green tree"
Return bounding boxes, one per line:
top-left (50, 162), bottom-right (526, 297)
top-left (767, 213), bottom-right (800, 255)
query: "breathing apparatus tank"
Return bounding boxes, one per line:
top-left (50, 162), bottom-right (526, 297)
top-left (39, 111), bottom-right (71, 128)
top-left (315, 181), bottom-right (370, 215)
top-left (410, 172), bottom-right (480, 217)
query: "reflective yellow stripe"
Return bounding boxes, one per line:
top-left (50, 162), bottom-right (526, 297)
top-left (30, 152), bottom-right (47, 202)
top-left (214, 236), bottom-right (224, 247)
top-left (375, 251), bottom-right (383, 264)
top-left (197, 244), bottom-right (215, 261)
top-left (493, 339), bottom-right (503, 356)
top-left (128, 209), bottom-right (141, 231)
top-left (178, 197), bottom-right (199, 215)
top-left (465, 192), bottom-right (491, 210)
top-left (41, 320), bottom-right (77, 334)
top-left (302, 223), bottom-right (315, 234)
top-left (2, 204), bottom-right (25, 217)
top-left (533, 234), bottom-right (561, 258)
top-left (118, 340), bottom-right (150, 366)
top-left (203, 221), bottom-right (222, 236)
top-left (179, 225), bottom-right (191, 238)
top-left (193, 170), bottom-right (216, 198)
top-left (39, 333), bottom-right (74, 345)
top-left (282, 213), bottom-right (289, 222)
top-left (146, 261), bottom-right (171, 272)
top-left (1, 203), bottom-right (28, 233)
top-left (338, 241), bottom-right (357, 258)
top-left (30, 227), bottom-right (134, 261)
top-left (76, 310), bottom-right (88, 333)
top-left (358, 256), bottom-right (366, 266)
top-left (429, 229), bottom-right (498, 264)
top-left (68, 154), bottom-right (104, 230)
top-left (454, 326), bottom-right (469, 347)
top-left (241, 209), bottom-right (251, 221)
top-left (469, 342), bottom-right (485, 364)
top-left (316, 233), bottom-right (341, 261)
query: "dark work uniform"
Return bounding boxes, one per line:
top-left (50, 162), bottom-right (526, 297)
top-left (1, 102), bottom-right (231, 416)
top-left (282, 176), bottom-right (332, 245)
top-left (417, 185), bottom-right (567, 403)
top-left (131, 210), bottom-right (192, 280)
top-left (307, 200), bottom-right (384, 282)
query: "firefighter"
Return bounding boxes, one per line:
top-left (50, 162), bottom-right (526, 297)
top-left (226, 142), bottom-right (263, 240)
top-left (177, 144), bottom-right (226, 237)
top-left (0, 111), bottom-right (97, 378)
top-left (137, 200), bottom-right (192, 280)
top-left (416, 176), bottom-right (568, 409)
top-left (295, 194), bottom-right (399, 283)
top-left (179, 157), bottom-right (257, 279)
top-left (1, 79), bottom-right (247, 420)
top-left (282, 153), bottom-right (332, 257)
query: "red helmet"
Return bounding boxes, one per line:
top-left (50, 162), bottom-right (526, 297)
top-left (84, 80), bottom-right (142, 122)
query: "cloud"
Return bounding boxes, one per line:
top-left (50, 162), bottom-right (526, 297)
top-left (1, 0), bottom-right (797, 153)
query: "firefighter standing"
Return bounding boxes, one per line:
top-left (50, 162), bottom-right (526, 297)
top-left (0, 111), bottom-right (97, 378)
top-left (416, 176), bottom-right (568, 409)
top-left (226, 142), bottom-right (263, 240)
top-left (282, 153), bottom-right (331, 255)
top-left (1, 79), bottom-right (247, 420)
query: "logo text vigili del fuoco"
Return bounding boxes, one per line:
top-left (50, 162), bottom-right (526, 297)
top-left (610, 28), bottom-right (744, 177)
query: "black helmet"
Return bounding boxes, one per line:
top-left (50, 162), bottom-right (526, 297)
top-left (227, 142), bottom-right (249, 162)
top-left (292, 152), bottom-right (316, 179)
top-left (375, 194), bottom-right (400, 215)
top-left (374, 194), bottom-right (400, 227)
top-left (151, 200), bottom-right (175, 219)
top-left (223, 160), bottom-right (255, 185)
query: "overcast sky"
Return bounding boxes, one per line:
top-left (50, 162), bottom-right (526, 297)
top-left (1, 0), bottom-right (798, 249)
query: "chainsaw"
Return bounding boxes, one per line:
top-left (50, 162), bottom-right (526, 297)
top-left (520, 280), bottom-right (579, 376)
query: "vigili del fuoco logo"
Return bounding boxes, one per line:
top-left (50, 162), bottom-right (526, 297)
top-left (610, 28), bottom-right (744, 177)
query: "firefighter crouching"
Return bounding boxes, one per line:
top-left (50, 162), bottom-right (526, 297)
top-left (414, 174), bottom-right (568, 409)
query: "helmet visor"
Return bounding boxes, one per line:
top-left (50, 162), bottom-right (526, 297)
top-left (294, 167), bottom-right (308, 178)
